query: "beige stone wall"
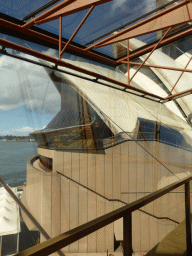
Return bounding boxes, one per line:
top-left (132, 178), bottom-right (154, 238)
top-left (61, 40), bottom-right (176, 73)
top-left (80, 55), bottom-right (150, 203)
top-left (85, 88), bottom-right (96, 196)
top-left (38, 139), bottom-right (192, 223)
top-left (22, 139), bottom-right (192, 253)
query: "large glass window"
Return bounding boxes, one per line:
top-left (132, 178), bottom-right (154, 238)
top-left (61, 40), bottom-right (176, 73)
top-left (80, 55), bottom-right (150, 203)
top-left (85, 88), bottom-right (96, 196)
top-left (31, 71), bottom-right (114, 150)
top-left (137, 118), bottom-right (192, 150)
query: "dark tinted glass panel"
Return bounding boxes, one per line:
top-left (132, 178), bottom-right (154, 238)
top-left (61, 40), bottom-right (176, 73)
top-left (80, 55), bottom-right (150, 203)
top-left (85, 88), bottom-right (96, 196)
top-left (137, 118), bottom-right (192, 150)
top-left (2, 234), bottom-right (17, 256)
top-left (39, 155), bottom-right (52, 172)
top-left (138, 118), bottom-right (155, 140)
top-left (31, 74), bottom-right (114, 150)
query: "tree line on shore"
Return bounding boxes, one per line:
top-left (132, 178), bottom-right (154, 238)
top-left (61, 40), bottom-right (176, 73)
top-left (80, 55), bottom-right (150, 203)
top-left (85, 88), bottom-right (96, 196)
top-left (0, 135), bottom-right (34, 141)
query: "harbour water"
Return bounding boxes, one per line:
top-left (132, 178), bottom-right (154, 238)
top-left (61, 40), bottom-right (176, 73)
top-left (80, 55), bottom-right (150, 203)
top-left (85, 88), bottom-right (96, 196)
top-left (0, 141), bottom-right (38, 187)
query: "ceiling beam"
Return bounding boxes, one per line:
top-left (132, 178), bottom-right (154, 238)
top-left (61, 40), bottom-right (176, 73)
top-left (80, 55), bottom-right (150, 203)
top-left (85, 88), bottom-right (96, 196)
top-left (117, 27), bottom-right (192, 63)
top-left (85, 0), bottom-right (192, 51)
top-left (0, 17), bottom-right (116, 67)
top-left (0, 37), bottom-right (164, 101)
top-left (21, 0), bottom-right (112, 29)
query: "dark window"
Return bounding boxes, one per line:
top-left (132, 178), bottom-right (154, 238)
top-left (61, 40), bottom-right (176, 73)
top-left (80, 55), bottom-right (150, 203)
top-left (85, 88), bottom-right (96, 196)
top-left (31, 79), bottom-right (114, 150)
top-left (138, 118), bottom-right (155, 141)
top-left (2, 234), bottom-right (17, 256)
top-left (137, 118), bottom-right (192, 150)
top-left (39, 156), bottom-right (52, 172)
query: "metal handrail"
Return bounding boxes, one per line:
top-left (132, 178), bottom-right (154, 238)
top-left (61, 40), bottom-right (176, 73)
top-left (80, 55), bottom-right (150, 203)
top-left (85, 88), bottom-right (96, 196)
top-left (15, 174), bottom-right (192, 256)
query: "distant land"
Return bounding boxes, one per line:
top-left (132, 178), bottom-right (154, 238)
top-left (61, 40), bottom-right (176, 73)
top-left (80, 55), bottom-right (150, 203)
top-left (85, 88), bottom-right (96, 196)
top-left (0, 135), bottom-right (35, 142)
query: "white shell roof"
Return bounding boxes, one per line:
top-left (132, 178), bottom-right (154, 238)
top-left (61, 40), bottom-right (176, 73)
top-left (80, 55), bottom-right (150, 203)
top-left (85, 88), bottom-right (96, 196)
top-left (51, 58), bottom-right (192, 137)
top-left (0, 187), bottom-right (20, 236)
top-left (42, 37), bottom-right (192, 145)
top-left (128, 38), bottom-right (192, 118)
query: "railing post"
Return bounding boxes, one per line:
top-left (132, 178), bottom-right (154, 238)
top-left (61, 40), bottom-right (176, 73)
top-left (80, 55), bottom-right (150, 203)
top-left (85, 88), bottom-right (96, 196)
top-left (123, 213), bottom-right (132, 256)
top-left (185, 181), bottom-right (192, 255)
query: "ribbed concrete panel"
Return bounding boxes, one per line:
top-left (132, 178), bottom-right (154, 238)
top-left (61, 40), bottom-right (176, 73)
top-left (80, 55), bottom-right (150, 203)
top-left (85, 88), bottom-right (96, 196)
top-left (60, 177), bottom-right (70, 253)
top-left (133, 211), bottom-right (141, 252)
top-left (53, 151), bottom-right (63, 173)
top-left (128, 142), bottom-right (137, 203)
top-left (79, 153), bottom-right (88, 187)
top-left (105, 201), bottom-right (114, 252)
top-left (79, 186), bottom-right (88, 253)
top-left (34, 169), bottom-right (41, 221)
top-left (143, 148), bottom-right (154, 214)
top-left (112, 145), bottom-right (121, 199)
top-left (104, 148), bottom-right (113, 199)
top-left (51, 173), bottom-right (61, 238)
top-left (69, 182), bottom-right (79, 252)
top-left (96, 196), bottom-right (106, 252)
top-left (88, 153), bottom-right (96, 191)
top-left (96, 154), bottom-right (105, 196)
top-left (63, 152), bottom-right (72, 178)
top-left (41, 173), bottom-right (52, 238)
top-left (136, 142), bottom-right (145, 201)
top-left (120, 142), bottom-right (129, 202)
top-left (87, 191), bottom-right (97, 252)
top-left (140, 211), bottom-right (150, 252)
top-left (71, 152), bottom-right (80, 183)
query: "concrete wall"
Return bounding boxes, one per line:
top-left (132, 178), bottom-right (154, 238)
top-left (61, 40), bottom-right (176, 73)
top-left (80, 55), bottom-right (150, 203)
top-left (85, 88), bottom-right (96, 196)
top-left (21, 139), bottom-right (192, 253)
top-left (38, 139), bottom-right (192, 223)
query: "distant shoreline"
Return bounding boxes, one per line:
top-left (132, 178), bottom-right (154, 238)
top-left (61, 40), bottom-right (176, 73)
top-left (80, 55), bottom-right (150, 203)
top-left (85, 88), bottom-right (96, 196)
top-left (0, 136), bottom-right (35, 142)
top-left (0, 140), bottom-right (35, 142)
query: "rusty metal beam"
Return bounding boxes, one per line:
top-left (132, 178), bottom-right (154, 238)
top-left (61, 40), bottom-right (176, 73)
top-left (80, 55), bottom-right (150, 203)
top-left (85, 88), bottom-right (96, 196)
top-left (117, 27), bottom-right (192, 63)
top-left (85, 0), bottom-right (191, 51)
top-left (0, 38), bottom-right (164, 101)
top-left (22, 0), bottom-right (61, 21)
top-left (59, 4), bottom-right (95, 58)
top-left (0, 18), bottom-right (116, 67)
top-left (35, 0), bottom-right (111, 26)
top-left (121, 61), bottom-right (192, 74)
top-left (164, 89), bottom-right (192, 102)
top-left (59, 16), bottom-right (62, 59)
top-left (168, 57), bottom-right (192, 96)
top-left (21, 0), bottom-right (75, 30)
top-left (129, 27), bottom-right (172, 82)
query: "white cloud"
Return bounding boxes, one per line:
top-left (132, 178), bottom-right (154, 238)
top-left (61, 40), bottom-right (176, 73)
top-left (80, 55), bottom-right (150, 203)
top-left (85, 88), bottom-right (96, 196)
top-left (14, 126), bottom-right (35, 133)
top-left (111, 0), bottom-right (127, 12)
top-left (0, 49), bottom-right (61, 114)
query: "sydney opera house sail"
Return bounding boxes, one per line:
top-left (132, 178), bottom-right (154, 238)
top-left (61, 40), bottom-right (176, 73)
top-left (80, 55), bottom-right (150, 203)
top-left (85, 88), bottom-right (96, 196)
top-left (1, 0), bottom-right (192, 255)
